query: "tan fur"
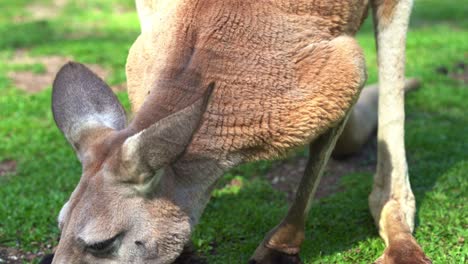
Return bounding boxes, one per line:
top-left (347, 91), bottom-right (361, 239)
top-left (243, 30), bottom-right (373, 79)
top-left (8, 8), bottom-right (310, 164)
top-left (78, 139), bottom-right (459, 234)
top-left (126, 0), bottom-right (369, 162)
top-left (372, 0), bottom-right (399, 28)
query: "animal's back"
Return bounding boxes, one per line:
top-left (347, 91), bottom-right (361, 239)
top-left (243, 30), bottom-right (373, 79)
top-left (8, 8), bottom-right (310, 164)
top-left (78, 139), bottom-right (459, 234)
top-left (126, 0), bottom-right (370, 162)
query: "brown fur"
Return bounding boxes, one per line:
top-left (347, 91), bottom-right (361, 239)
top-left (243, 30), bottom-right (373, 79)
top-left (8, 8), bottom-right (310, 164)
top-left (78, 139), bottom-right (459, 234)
top-left (126, 0), bottom-right (369, 162)
top-left (375, 234), bottom-right (432, 264)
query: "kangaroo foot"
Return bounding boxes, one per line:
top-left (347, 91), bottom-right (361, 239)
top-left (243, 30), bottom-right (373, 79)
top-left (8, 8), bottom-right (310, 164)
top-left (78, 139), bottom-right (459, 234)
top-left (248, 244), bottom-right (302, 264)
top-left (373, 234), bottom-right (432, 264)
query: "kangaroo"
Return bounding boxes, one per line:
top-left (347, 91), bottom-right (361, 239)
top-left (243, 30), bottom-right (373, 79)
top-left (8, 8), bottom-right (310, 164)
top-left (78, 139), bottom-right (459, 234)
top-left (47, 0), bottom-right (430, 263)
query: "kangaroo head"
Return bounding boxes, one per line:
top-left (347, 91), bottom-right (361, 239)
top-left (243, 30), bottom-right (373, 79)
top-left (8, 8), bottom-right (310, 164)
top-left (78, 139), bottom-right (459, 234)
top-left (50, 62), bottom-right (214, 264)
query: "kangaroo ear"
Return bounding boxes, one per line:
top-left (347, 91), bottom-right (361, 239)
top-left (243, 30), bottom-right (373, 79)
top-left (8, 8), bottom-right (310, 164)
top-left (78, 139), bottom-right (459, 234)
top-left (119, 83), bottom-right (214, 183)
top-left (52, 62), bottom-right (127, 160)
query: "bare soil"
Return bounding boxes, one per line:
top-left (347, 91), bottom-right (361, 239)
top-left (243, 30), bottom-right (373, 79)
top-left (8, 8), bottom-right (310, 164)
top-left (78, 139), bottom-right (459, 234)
top-left (436, 58), bottom-right (467, 86)
top-left (0, 245), bottom-right (49, 264)
top-left (173, 244), bottom-right (207, 264)
top-left (8, 50), bottom-right (121, 94)
top-left (0, 160), bottom-right (16, 177)
top-left (26, 0), bottom-right (68, 21)
top-left (449, 62), bottom-right (467, 85)
top-left (12, 0), bottom-right (68, 23)
top-left (265, 137), bottom-right (377, 202)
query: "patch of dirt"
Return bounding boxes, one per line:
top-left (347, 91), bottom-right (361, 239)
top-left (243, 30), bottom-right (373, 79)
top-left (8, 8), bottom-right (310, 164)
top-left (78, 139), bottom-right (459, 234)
top-left (265, 138), bottom-right (377, 202)
top-left (111, 83), bottom-right (127, 92)
top-left (436, 58), bottom-right (467, 85)
top-left (25, 0), bottom-right (68, 21)
top-left (13, 0), bottom-right (68, 23)
top-left (0, 160), bottom-right (16, 177)
top-left (7, 50), bottom-right (121, 93)
top-left (173, 243), bottom-right (207, 264)
top-left (0, 245), bottom-right (50, 264)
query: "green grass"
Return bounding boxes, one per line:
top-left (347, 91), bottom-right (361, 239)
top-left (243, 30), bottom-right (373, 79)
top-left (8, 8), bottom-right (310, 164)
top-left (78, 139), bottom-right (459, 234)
top-left (0, 0), bottom-right (467, 263)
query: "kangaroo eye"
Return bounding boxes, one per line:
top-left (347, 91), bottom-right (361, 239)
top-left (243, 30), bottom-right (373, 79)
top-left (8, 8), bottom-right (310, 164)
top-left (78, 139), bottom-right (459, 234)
top-left (86, 234), bottom-right (121, 257)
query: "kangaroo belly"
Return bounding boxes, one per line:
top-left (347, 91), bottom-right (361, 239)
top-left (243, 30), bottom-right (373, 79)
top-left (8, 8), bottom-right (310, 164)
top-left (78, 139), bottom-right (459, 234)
top-left (187, 34), bottom-right (366, 162)
top-left (126, 1), bottom-right (368, 162)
